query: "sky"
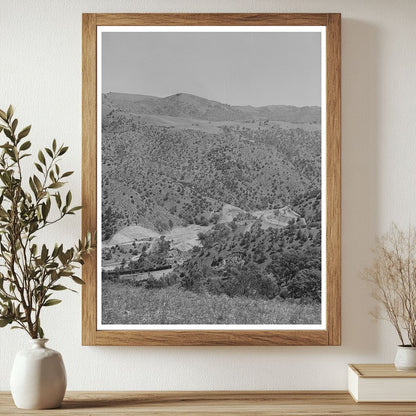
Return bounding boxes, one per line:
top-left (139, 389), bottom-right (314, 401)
top-left (101, 31), bottom-right (322, 107)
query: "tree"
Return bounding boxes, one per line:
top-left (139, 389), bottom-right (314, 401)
top-left (266, 251), bottom-right (303, 286)
top-left (288, 269), bottom-right (321, 300)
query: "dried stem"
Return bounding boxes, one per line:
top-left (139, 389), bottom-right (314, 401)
top-left (363, 224), bottom-right (416, 346)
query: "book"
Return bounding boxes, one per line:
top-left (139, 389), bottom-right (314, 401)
top-left (348, 364), bottom-right (416, 402)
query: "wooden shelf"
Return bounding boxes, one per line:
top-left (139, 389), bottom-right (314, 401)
top-left (2, 391), bottom-right (416, 415)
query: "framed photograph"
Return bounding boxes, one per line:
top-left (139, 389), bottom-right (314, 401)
top-left (82, 13), bottom-right (341, 346)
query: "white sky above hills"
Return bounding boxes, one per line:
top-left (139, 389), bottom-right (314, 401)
top-left (102, 31), bottom-right (321, 108)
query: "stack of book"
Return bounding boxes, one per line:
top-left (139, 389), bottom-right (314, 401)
top-left (348, 364), bottom-right (416, 402)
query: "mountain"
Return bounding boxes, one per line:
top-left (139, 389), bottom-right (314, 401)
top-left (102, 92), bottom-right (321, 123)
top-left (101, 92), bottom-right (323, 304)
top-left (101, 92), bottom-right (322, 240)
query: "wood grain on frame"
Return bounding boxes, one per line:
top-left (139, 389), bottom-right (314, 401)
top-left (95, 13), bottom-right (329, 27)
top-left (82, 13), bottom-right (341, 346)
top-left (326, 13), bottom-right (341, 346)
top-left (82, 13), bottom-right (98, 346)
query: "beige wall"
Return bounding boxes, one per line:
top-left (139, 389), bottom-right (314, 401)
top-left (1, 0), bottom-right (415, 390)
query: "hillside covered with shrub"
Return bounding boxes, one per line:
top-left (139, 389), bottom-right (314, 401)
top-left (101, 92), bottom-right (323, 324)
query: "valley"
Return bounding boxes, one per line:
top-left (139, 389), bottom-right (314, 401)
top-left (101, 92), bottom-right (323, 324)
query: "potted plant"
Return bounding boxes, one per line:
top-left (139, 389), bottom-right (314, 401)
top-left (0, 105), bottom-right (94, 409)
top-left (363, 223), bottom-right (416, 370)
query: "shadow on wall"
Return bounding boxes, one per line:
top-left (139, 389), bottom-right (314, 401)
top-left (341, 18), bottom-right (381, 356)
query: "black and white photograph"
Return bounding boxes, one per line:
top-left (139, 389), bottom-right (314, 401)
top-left (98, 28), bottom-right (326, 328)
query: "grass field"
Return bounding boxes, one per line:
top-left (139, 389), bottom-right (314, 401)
top-left (102, 280), bottom-right (321, 325)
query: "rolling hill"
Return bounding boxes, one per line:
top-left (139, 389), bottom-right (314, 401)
top-left (103, 92), bottom-right (321, 123)
top-left (101, 92), bottom-right (323, 302)
top-left (101, 92), bottom-right (322, 240)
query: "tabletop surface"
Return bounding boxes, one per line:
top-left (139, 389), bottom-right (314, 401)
top-left (1, 391), bottom-right (416, 415)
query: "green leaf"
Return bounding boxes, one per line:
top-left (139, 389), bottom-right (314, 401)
top-left (0, 109), bottom-right (7, 121)
top-left (33, 175), bottom-right (43, 192)
top-left (4, 129), bottom-right (12, 140)
top-left (18, 125), bottom-right (31, 140)
top-left (58, 250), bottom-right (66, 264)
top-left (29, 177), bottom-right (38, 197)
top-left (41, 244), bottom-right (48, 262)
top-left (55, 192), bottom-right (62, 208)
top-left (61, 171), bottom-right (74, 178)
top-left (51, 244), bottom-right (59, 258)
top-left (48, 182), bottom-right (64, 189)
top-left (43, 299), bottom-right (62, 307)
top-left (58, 146), bottom-right (68, 156)
top-left (31, 244), bottom-right (38, 256)
top-left (11, 118), bottom-right (18, 133)
top-left (20, 140), bottom-right (31, 151)
top-left (38, 150), bottom-right (46, 165)
top-left (50, 284), bottom-right (68, 291)
top-left (71, 276), bottom-right (85, 285)
top-left (6, 105), bottom-right (14, 121)
top-left (34, 162), bottom-right (43, 173)
top-left (0, 317), bottom-right (13, 327)
top-left (52, 139), bottom-right (57, 152)
top-left (45, 148), bottom-right (53, 158)
top-left (41, 202), bottom-right (50, 221)
top-left (65, 191), bottom-right (72, 207)
top-left (38, 325), bottom-right (44, 339)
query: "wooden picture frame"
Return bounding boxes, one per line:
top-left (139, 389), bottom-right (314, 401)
top-left (82, 13), bottom-right (341, 346)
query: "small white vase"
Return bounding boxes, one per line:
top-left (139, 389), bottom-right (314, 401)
top-left (394, 345), bottom-right (416, 371)
top-left (10, 339), bottom-right (67, 409)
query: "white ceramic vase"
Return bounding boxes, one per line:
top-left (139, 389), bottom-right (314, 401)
top-left (10, 339), bottom-right (66, 409)
top-left (394, 345), bottom-right (416, 371)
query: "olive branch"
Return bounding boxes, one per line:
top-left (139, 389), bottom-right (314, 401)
top-left (0, 105), bottom-right (94, 338)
